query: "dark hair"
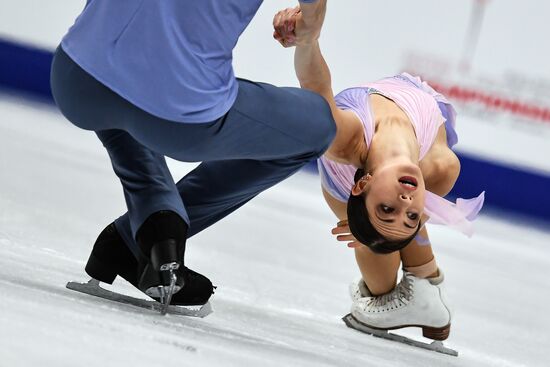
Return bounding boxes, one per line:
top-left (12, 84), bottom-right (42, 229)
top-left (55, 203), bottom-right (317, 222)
top-left (347, 168), bottom-right (420, 254)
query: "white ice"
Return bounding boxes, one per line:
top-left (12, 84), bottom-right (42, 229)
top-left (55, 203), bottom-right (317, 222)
top-left (1, 94), bottom-right (549, 367)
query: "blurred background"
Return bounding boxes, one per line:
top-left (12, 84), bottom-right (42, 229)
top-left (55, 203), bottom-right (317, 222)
top-left (1, 2), bottom-right (549, 366)
top-left (1, 0), bottom-right (549, 222)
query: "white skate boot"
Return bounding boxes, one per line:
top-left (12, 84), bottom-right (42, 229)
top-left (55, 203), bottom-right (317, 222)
top-left (350, 270), bottom-right (452, 340)
top-left (349, 277), bottom-right (372, 302)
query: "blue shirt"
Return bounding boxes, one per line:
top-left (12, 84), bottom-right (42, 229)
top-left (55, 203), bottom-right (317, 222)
top-left (61, 0), bottom-right (260, 123)
top-left (62, 0), bottom-right (319, 123)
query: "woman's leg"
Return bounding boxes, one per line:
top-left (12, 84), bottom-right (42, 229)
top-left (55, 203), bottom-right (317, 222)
top-left (354, 227), bottom-right (437, 295)
top-left (354, 247), bottom-right (400, 295)
top-left (400, 227), bottom-right (439, 278)
top-left (322, 189), bottom-right (401, 296)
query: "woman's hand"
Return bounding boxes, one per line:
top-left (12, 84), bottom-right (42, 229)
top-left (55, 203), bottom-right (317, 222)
top-left (331, 219), bottom-right (363, 248)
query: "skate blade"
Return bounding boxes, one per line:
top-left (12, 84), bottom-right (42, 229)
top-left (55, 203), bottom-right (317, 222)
top-left (66, 279), bottom-right (212, 318)
top-left (342, 313), bottom-right (458, 357)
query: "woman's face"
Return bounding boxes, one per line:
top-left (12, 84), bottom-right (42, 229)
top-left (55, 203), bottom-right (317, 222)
top-left (353, 162), bottom-right (426, 241)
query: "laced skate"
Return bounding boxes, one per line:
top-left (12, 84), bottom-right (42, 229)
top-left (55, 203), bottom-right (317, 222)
top-left (349, 277), bottom-right (372, 302)
top-left (343, 270), bottom-right (457, 356)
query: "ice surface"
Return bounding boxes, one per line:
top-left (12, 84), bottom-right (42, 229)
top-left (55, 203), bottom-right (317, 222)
top-left (1, 94), bottom-right (549, 367)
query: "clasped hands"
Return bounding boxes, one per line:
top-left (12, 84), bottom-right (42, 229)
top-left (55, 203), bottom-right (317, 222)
top-left (272, 5), bottom-right (324, 48)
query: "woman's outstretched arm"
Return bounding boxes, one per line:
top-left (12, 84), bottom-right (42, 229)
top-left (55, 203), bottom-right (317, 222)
top-left (274, 5), bottom-right (365, 165)
top-left (295, 42), bottom-right (365, 164)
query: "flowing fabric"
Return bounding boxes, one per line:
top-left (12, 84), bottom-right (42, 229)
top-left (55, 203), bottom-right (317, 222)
top-left (424, 191), bottom-right (485, 237)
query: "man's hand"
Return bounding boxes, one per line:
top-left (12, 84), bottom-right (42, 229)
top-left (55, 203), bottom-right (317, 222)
top-left (331, 219), bottom-right (363, 248)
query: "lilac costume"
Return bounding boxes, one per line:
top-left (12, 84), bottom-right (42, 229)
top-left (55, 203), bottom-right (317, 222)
top-left (318, 73), bottom-right (484, 236)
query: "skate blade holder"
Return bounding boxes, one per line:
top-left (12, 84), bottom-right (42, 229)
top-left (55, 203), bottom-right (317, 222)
top-left (144, 262), bottom-right (183, 315)
top-left (157, 262), bottom-right (181, 315)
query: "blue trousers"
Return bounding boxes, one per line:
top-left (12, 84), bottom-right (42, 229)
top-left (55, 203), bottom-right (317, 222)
top-left (50, 47), bottom-right (336, 256)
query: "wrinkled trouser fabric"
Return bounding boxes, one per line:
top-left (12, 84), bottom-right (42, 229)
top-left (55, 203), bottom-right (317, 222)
top-left (50, 46), bottom-right (336, 256)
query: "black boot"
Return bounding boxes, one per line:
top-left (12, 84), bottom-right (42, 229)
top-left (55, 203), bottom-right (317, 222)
top-left (85, 221), bottom-right (214, 306)
top-left (85, 223), bottom-right (138, 286)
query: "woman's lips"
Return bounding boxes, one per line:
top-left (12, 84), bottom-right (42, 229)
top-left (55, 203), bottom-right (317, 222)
top-left (399, 176), bottom-right (418, 191)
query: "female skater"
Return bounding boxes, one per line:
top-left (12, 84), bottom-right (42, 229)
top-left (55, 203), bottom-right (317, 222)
top-left (273, 4), bottom-right (484, 341)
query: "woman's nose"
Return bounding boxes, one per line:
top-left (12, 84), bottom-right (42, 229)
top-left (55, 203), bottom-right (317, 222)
top-left (400, 194), bottom-right (412, 201)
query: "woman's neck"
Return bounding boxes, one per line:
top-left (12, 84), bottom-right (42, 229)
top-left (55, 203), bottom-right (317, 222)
top-left (364, 118), bottom-right (420, 171)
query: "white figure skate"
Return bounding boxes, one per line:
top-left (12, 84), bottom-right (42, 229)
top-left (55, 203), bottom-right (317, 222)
top-left (343, 270), bottom-right (457, 356)
top-left (349, 277), bottom-right (371, 302)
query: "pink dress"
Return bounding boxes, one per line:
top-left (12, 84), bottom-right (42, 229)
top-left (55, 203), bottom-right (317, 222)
top-left (318, 73), bottom-right (484, 236)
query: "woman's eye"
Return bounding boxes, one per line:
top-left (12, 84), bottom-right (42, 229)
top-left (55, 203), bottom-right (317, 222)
top-left (407, 212), bottom-right (419, 220)
top-left (381, 205), bottom-right (394, 213)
